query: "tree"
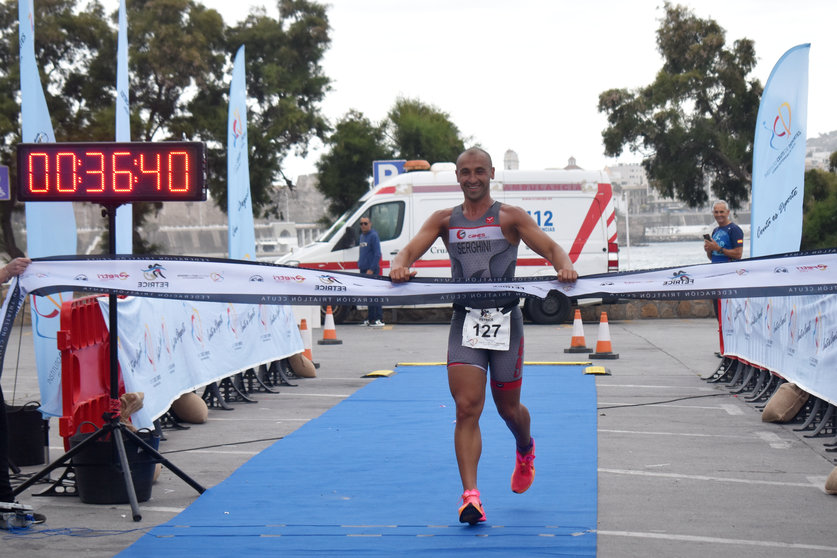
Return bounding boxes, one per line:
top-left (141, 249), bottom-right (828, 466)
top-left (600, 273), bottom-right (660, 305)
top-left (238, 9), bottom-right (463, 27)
top-left (315, 110), bottom-right (392, 217)
top-left (598, 2), bottom-right (762, 209)
top-left (800, 166), bottom-right (837, 250)
top-left (0, 0), bottom-right (332, 255)
top-left (122, 0), bottom-right (331, 247)
top-left (109, 0), bottom-right (228, 253)
top-left (315, 98), bottom-right (468, 219)
top-left (387, 97), bottom-right (465, 163)
top-left (222, 0), bottom-right (331, 218)
top-left (0, 0), bottom-right (112, 258)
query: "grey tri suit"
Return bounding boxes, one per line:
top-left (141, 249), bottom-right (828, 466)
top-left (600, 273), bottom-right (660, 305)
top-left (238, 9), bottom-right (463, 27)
top-left (446, 201), bottom-right (525, 389)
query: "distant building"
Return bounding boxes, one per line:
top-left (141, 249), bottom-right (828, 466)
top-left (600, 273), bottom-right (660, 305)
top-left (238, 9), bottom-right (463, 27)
top-left (504, 149), bottom-right (519, 170)
top-left (274, 174), bottom-right (328, 225)
top-left (563, 156), bottom-right (581, 170)
top-left (58, 173), bottom-right (329, 261)
top-left (605, 163), bottom-right (649, 214)
top-left (806, 151), bottom-right (831, 171)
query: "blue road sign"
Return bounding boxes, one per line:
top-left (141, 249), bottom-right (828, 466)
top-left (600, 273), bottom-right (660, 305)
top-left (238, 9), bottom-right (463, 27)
top-left (373, 160), bottom-right (406, 186)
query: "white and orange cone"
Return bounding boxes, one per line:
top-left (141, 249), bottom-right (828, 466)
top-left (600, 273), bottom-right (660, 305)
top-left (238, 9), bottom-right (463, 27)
top-left (590, 312), bottom-right (619, 359)
top-left (317, 306), bottom-right (343, 345)
top-left (564, 309), bottom-right (592, 353)
top-left (299, 318), bottom-right (315, 360)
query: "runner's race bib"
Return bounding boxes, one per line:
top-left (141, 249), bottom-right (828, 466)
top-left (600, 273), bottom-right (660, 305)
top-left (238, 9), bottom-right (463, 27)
top-left (462, 307), bottom-right (511, 351)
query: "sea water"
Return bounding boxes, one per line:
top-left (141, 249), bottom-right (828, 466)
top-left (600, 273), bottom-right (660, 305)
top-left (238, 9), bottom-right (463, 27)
top-left (620, 240), bottom-right (751, 272)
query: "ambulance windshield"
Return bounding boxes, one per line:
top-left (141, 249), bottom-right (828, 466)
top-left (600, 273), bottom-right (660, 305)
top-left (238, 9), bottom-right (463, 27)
top-left (317, 200), bottom-right (365, 242)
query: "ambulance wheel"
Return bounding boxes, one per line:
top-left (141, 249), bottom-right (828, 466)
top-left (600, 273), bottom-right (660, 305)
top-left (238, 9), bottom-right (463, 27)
top-left (321, 305), bottom-right (351, 324)
top-left (524, 293), bottom-right (571, 324)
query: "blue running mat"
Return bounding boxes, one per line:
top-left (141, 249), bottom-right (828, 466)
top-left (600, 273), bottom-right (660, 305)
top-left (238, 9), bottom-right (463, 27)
top-left (118, 365), bottom-right (597, 556)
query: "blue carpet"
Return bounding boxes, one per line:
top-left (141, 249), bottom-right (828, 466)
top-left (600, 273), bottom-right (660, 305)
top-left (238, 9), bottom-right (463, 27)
top-left (118, 365), bottom-right (597, 556)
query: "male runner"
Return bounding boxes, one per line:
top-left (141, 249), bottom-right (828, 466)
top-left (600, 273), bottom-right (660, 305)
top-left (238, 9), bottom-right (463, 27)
top-left (389, 147), bottom-right (577, 524)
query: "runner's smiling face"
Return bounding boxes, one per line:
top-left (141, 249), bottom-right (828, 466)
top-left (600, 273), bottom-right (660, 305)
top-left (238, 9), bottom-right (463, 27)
top-left (456, 151), bottom-right (494, 202)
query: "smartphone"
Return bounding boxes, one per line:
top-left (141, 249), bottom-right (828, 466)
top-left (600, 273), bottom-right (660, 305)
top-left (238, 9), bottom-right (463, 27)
top-left (703, 234), bottom-right (711, 241)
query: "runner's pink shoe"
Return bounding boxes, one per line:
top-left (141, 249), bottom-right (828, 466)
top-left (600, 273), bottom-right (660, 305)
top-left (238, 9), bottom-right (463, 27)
top-left (458, 489), bottom-right (486, 525)
top-left (511, 438), bottom-right (535, 493)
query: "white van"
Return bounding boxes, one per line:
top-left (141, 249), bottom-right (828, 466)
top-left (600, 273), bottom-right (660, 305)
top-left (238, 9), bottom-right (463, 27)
top-left (277, 162), bottom-right (619, 323)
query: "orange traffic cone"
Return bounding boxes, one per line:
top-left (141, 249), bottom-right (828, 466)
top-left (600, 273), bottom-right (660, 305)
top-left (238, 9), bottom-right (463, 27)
top-left (590, 312), bottom-right (619, 359)
top-left (564, 309), bottom-right (592, 353)
top-left (318, 306), bottom-right (343, 345)
top-left (299, 318), bottom-right (314, 360)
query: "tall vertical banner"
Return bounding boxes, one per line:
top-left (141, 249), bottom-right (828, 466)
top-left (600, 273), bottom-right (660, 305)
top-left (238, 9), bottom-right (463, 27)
top-left (227, 45), bottom-right (256, 260)
top-left (224, 46), bottom-right (304, 358)
top-left (114, 0), bottom-right (132, 253)
top-left (18, 0), bottom-right (78, 415)
top-left (750, 43), bottom-right (810, 257)
top-left (722, 44), bottom-right (817, 399)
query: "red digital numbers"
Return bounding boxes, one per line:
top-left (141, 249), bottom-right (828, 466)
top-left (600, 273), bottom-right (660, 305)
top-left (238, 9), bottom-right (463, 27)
top-left (139, 153), bottom-right (161, 191)
top-left (26, 152), bottom-right (48, 194)
top-left (87, 152), bottom-right (106, 193)
top-left (112, 151), bottom-right (132, 192)
top-left (17, 142), bottom-right (206, 202)
top-left (56, 152), bottom-right (78, 193)
top-left (169, 151), bottom-right (190, 193)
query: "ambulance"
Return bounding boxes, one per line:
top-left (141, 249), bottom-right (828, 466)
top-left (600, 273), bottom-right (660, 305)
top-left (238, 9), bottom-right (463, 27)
top-left (277, 161), bottom-right (619, 324)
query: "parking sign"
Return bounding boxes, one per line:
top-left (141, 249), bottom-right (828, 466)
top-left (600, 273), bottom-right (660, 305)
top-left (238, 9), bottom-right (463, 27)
top-left (372, 160), bottom-right (406, 186)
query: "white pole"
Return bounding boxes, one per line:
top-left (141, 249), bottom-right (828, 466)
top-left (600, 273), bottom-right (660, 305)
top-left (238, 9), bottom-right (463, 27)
top-left (624, 190), bottom-right (631, 269)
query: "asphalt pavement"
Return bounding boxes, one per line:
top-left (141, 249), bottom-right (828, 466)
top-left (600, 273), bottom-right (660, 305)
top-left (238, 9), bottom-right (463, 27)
top-left (2, 314), bottom-right (836, 557)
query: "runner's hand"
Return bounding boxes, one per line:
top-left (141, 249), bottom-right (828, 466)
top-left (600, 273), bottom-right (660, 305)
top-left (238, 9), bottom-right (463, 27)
top-left (557, 268), bottom-right (577, 282)
top-left (389, 266), bottom-right (417, 283)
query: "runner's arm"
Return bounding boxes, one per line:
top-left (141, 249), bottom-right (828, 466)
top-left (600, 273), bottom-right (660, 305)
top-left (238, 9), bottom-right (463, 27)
top-left (507, 206), bottom-right (577, 283)
top-left (390, 210), bottom-right (448, 282)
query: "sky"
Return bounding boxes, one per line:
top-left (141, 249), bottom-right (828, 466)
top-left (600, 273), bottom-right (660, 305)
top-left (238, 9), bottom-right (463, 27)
top-left (124, 0), bottom-right (837, 180)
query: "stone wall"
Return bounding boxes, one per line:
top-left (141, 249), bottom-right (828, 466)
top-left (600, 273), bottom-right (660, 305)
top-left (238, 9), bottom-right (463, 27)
top-left (350, 299), bottom-right (716, 324)
top-left (577, 299), bottom-right (715, 321)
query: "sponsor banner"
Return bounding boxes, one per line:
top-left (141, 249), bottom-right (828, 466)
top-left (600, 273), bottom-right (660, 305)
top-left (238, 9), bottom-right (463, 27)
top-left (751, 43), bottom-right (810, 257)
top-left (3, 250), bottom-right (837, 312)
top-left (99, 297), bottom-right (302, 429)
top-left (227, 45), bottom-right (257, 261)
top-left (19, 0), bottom-right (77, 416)
top-left (735, 45), bottom-right (812, 400)
top-left (722, 294), bottom-right (837, 405)
top-left (1, 250), bottom-right (836, 415)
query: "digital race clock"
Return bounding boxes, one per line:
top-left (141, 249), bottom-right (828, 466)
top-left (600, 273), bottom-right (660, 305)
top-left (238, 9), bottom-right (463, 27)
top-left (16, 142), bottom-right (207, 203)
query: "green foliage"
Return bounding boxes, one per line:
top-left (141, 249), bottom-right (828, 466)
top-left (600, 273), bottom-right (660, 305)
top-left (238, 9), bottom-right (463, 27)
top-left (102, 0), bottom-right (228, 254)
top-left (315, 110), bottom-right (393, 216)
top-left (316, 98), bottom-right (465, 218)
top-left (223, 0), bottom-right (331, 217)
top-left (127, 0), bottom-right (227, 142)
top-left (0, 0), bottom-right (332, 255)
top-left (801, 167), bottom-right (837, 250)
top-left (598, 2), bottom-right (761, 209)
top-left (386, 97), bottom-right (465, 163)
top-left (0, 0), bottom-right (113, 257)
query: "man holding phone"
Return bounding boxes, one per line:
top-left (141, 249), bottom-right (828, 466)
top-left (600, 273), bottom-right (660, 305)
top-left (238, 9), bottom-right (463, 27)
top-left (704, 201), bottom-right (743, 263)
top-left (704, 201), bottom-right (744, 331)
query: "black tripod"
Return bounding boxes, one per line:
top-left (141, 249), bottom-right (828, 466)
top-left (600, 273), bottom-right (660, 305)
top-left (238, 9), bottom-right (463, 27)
top-left (13, 203), bottom-right (205, 521)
